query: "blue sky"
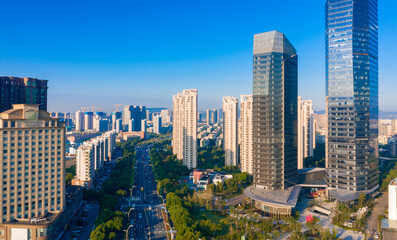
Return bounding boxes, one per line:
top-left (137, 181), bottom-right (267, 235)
top-left (1, 0), bottom-right (396, 113)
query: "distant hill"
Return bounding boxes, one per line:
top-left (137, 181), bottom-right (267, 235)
top-left (147, 107), bottom-right (167, 113)
top-left (314, 110), bottom-right (397, 119)
top-left (380, 111), bottom-right (397, 119)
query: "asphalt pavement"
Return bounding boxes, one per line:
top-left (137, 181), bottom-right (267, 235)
top-left (129, 145), bottom-right (167, 240)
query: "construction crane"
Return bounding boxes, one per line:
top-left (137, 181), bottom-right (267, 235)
top-left (91, 105), bottom-right (101, 112)
top-left (115, 104), bottom-right (122, 112)
top-left (81, 107), bottom-right (91, 112)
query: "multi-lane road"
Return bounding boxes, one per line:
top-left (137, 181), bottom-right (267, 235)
top-left (129, 145), bottom-right (167, 240)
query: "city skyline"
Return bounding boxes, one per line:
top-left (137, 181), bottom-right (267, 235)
top-left (1, 1), bottom-right (396, 113)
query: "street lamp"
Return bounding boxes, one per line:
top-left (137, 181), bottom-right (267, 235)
top-left (130, 186), bottom-right (136, 199)
top-left (127, 207), bottom-right (134, 222)
top-left (158, 195), bottom-right (165, 209)
top-left (165, 223), bottom-right (176, 240)
top-left (124, 224), bottom-right (133, 240)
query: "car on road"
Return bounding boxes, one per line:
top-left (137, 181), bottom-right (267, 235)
top-left (139, 213), bottom-right (142, 218)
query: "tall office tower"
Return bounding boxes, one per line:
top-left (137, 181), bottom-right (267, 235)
top-left (172, 89), bottom-right (198, 169)
top-left (75, 110), bottom-right (85, 132)
top-left (218, 109), bottom-right (223, 123)
top-left (240, 95), bottom-right (253, 174)
top-left (206, 109), bottom-right (211, 126)
top-left (111, 111), bottom-right (122, 130)
top-left (326, 0), bottom-right (379, 200)
top-left (131, 106), bottom-right (146, 131)
top-left (297, 97), bottom-right (315, 169)
top-left (0, 104), bottom-right (65, 223)
top-left (123, 105), bottom-right (146, 131)
top-left (84, 112), bottom-right (94, 130)
top-left (160, 109), bottom-right (172, 124)
top-left (0, 77), bottom-right (48, 112)
top-left (141, 119), bottom-right (147, 132)
top-left (252, 31), bottom-right (298, 190)
top-left (123, 105), bottom-right (132, 130)
top-left (128, 119), bottom-right (134, 132)
top-left (153, 115), bottom-right (162, 134)
top-left (211, 109), bottom-right (218, 125)
top-left (223, 97), bottom-right (239, 166)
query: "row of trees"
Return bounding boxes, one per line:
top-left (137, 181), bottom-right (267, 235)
top-left (198, 146), bottom-right (225, 169)
top-left (380, 160), bottom-right (397, 192)
top-left (332, 194), bottom-right (372, 231)
top-left (89, 139), bottom-right (138, 240)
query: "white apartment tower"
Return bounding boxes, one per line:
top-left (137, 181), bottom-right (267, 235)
top-left (172, 89), bottom-right (198, 169)
top-left (0, 104), bottom-right (66, 222)
top-left (84, 112), bottom-right (94, 130)
top-left (297, 97), bottom-right (315, 169)
top-left (389, 178), bottom-right (397, 220)
top-left (75, 110), bottom-right (85, 131)
top-left (240, 95), bottom-right (253, 174)
top-left (73, 130), bottom-right (116, 189)
top-left (223, 97), bottom-right (238, 166)
top-left (160, 109), bottom-right (172, 124)
top-left (153, 115), bottom-right (162, 134)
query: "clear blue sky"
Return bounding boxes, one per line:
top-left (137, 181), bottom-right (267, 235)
top-left (1, 0), bottom-right (396, 113)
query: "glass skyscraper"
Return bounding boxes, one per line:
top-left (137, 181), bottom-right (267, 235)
top-left (326, 0), bottom-right (378, 201)
top-left (252, 31), bottom-right (298, 190)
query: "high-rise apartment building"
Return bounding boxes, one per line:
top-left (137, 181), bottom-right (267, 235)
top-left (141, 119), bottom-right (147, 132)
top-left (73, 131), bottom-right (116, 189)
top-left (172, 89), bottom-right (198, 169)
top-left (160, 109), bottom-right (172, 124)
top-left (84, 112), bottom-right (94, 131)
top-left (206, 109), bottom-right (211, 126)
top-left (111, 111), bottom-right (122, 131)
top-left (153, 115), bottom-right (162, 134)
top-left (297, 97), bottom-right (315, 169)
top-left (75, 111), bottom-right (85, 132)
top-left (211, 109), bottom-right (218, 125)
top-left (240, 95), bottom-right (253, 174)
top-left (252, 31), bottom-right (298, 190)
top-left (0, 77), bottom-right (48, 113)
top-left (326, 0), bottom-right (379, 200)
top-left (0, 104), bottom-right (66, 223)
top-left (223, 97), bottom-right (238, 166)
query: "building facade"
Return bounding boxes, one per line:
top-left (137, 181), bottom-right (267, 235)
top-left (0, 77), bottom-right (48, 113)
top-left (325, 0), bottom-right (379, 201)
top-left (0, 104), bottom-right (66, 239)
top-left (240, 94), bottom-right (253, 174)
top-left (75, 111), bottom-right (85, 132)
top-left (206, 109), bottom-right (211, 126)
top-left (252, 31), bottom-right (298, 190)
top-left (297, 97), bottom-right (315, 169)
top-left (223, 97), bottom-right (238, 166)
top-left (172, 89), bottom-right (198, 169)
top-left (84, 112), bottom-right (93, 131)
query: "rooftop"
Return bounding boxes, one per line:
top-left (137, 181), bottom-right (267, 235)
top-left (328, 185), bottom-right (378, 202)
top-left (244, 185), bottom-right (301, 208)
top-left (298, 167), bottom-right (326, 174)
